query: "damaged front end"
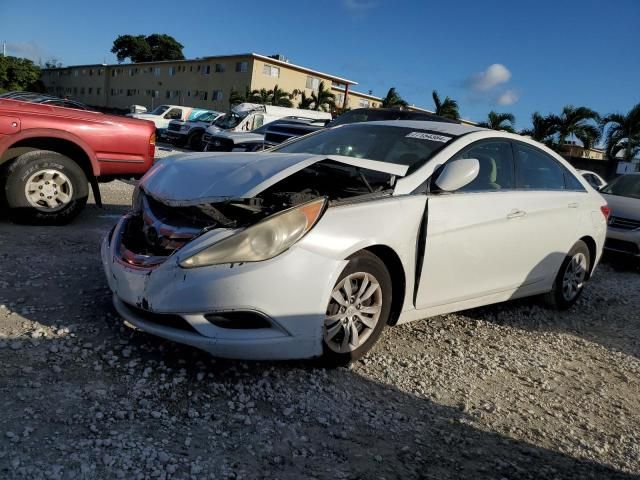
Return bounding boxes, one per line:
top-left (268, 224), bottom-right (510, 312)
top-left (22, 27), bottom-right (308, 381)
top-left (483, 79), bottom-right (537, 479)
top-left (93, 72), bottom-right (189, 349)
top-left (113, 156), bottom-right (399, 269)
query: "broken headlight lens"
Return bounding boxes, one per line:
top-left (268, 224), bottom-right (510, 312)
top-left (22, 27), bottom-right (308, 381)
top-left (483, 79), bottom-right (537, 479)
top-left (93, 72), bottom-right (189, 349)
top-left (179, 198), bottom-right (326, 268)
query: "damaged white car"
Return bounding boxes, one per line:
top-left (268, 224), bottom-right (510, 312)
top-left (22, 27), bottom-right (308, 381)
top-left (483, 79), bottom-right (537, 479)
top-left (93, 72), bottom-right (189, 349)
top-left (101, 121), bottom-right (608, 364)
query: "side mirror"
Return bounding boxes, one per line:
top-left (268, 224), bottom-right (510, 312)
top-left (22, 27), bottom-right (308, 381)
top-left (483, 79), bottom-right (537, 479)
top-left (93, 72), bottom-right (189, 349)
top-left (433, 158), bottom-right (480, 192)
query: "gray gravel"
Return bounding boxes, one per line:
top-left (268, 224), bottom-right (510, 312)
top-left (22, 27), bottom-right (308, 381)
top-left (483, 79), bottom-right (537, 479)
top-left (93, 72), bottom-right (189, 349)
top-left (0, 180), bottom-right (639, 479)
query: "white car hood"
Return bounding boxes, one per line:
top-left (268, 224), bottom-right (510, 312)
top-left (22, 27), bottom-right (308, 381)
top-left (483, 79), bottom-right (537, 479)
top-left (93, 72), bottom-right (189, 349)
top-left (128, 113), bottom-right (160, 120)
top-left (140, 152), bottom-right (409, 206)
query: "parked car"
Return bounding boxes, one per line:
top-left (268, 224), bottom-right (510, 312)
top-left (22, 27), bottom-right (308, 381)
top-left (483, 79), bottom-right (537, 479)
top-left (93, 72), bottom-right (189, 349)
top-left (0, 98), bottom-right (156, 224)
top-left (600, 173), bottom-right (640, 257)
top-left (204, 117), bottom-right (327, 152)
top-left (127, 105), bottom-right (215, 136)
top-left (0, 91), bottom-right (92, 110)
top-left (254, 107), bottom-right (460, 146)
top-left (164, 110), bottom-right (224, 149)
top-left (102, 120), bottom-right (607, 364)
top-left (201, 103), bottom-right (331, 146)
top-left (578, 169), bottom-right (607, 190)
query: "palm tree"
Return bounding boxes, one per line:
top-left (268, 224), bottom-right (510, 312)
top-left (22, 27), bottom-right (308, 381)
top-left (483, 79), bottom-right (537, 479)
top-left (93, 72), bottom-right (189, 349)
top-left (310, 82), bottom-right (336, 112)
top-left (249, 88), bottom-right (270, 104)
top-left (547, 105), bottom-right (600, 152)
top-left (297, 91), bottom-right (314, 110)
top-left (380, 87), bottom-right (408, 109)
top-left (478, 111), bottom-right (516, 132)
top-left (228, 87), bottom-right (244, 107)
top-left (600, 103), bottom-right (640, 160)
top-left (519, 112), bottom-right (556, 145)
top-left (270, 84), bottom-right (293, 107)
top-left (432, 90), bottom-right (460, 120)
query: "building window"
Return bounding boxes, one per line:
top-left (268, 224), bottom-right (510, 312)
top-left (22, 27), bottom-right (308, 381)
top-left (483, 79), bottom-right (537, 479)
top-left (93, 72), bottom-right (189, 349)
top-left (80, 87), bottom-right (85, 94)
top-left (97, 88), bottom-right (101, 95)
top-left (335, 93), bottom-right (345, 106)
top-left (88, 88), bottom-right (92, 94)
top-left (74, 70), bottom-right (79, 77)
top-left (89, 69), bottom-right (93, 76)
top-left (203, 65), bottom-right (211, 75)
top-left (81, 69), bottom-right (86, 76)
top-left (358, 99), bottom-right (370, 108)
top-left (306, 76), bottom-right (320, 91)
top-left (212, 90), bottom-right (223, 101)
top-left (235, 61), bottom-right (248, 73)
top-left (154, 67), bottom-right (161, 76)
top-left (262, 64), bottom-right (280, 78)
top-left (215, 63), bottom-right (225, 73)
top-left (169, 66), bottom-right (175, 76)
top-left (98, 69), bottom-right (103, 76)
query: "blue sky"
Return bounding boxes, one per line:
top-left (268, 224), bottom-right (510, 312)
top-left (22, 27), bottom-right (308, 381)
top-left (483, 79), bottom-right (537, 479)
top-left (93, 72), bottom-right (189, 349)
top-left (1, 0), bottom-right (639, 127)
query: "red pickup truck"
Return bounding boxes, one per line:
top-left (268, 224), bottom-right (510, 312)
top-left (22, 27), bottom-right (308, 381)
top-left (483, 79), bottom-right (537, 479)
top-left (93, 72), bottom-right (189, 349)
top-left (0, 98), bottom-right (156, 224)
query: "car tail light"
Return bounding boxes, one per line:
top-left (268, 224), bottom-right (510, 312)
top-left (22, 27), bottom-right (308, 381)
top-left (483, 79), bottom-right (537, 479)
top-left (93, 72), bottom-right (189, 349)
top-left (148, 132), bottom-right (156, 159)
top-left (600, 205), bottom-right (610, 219)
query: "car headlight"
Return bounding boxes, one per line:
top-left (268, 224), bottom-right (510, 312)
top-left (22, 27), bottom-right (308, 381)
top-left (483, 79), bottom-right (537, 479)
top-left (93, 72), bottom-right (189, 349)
top-left (179, 198), bottom-right (326, 268)
top-left (180, 125), bottom-right (190, 132)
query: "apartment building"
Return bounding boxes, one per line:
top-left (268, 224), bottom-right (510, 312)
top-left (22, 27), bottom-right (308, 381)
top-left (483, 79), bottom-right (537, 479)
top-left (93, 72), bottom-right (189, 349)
top-left (40, 52), bottom-right (383, 112)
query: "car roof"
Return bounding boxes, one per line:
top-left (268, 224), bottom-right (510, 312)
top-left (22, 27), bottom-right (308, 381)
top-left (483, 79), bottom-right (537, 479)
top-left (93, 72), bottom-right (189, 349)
top-left (345, 119), bottom-right (486, 136)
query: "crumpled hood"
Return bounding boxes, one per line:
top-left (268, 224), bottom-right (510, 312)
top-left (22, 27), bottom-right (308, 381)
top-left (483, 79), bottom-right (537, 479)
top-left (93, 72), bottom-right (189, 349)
top-left (212, 131), bottom-right (265, 142)
top-left (140, 152), bottom-right (409, 206)
top-left (601, 193), bottom-right (640, 220)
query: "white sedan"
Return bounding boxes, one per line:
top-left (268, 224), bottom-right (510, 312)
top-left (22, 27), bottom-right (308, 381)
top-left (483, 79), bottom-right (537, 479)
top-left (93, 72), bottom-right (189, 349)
top-left (101, 121), bottom-right (608, 364)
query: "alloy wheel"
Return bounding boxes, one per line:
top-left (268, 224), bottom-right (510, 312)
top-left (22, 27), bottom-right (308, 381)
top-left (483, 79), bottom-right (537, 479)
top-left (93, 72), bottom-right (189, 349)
top-left (24, 169), bottom-right (74, 212)
top-left (324, 272), bottom-right (383, 353)
top-left (562, 252), bottom-right (587, 301)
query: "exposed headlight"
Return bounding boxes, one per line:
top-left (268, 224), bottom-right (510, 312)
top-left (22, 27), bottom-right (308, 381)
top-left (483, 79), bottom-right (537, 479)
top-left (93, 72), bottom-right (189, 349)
top-left (179, 198), bottom-right (326, 268)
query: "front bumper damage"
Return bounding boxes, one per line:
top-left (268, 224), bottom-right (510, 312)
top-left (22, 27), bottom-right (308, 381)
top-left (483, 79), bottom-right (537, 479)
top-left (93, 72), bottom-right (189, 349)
top-left (101, 215), bottom-right (345, 360)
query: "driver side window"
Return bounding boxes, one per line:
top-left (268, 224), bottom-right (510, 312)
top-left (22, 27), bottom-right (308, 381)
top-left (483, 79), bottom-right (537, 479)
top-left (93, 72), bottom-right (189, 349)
top-left (452, 140), bottom-right (515, 192)
top-left (164, 108), bottom-right (182, 120)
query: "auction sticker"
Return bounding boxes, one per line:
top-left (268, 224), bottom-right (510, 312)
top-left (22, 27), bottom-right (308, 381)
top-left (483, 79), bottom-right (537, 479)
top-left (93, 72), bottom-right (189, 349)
top-left (406, 132), bottom-right (452, 142)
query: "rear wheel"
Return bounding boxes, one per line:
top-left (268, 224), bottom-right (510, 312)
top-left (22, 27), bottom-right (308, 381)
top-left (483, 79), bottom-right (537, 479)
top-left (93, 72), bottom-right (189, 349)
top-left (322, 251), bottom-right (392, 365)
top-left (4, 150), bottom-right (88, 225)
top-left (186, 130), bottom-right (204, 150)
top-left (545, 240), bottom-right (590, 310)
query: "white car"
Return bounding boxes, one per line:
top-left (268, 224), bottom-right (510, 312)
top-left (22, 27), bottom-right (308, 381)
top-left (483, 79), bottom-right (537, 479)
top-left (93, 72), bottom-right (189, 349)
top-left (578, 169), bottom-right (607, 190)
top-left (101, 121), bottom-right (608, 364)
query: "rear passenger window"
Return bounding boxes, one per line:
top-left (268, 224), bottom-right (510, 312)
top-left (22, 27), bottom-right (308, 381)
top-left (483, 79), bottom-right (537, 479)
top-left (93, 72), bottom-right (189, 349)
top-left (453, 141), bottom-right (514, 191)
top-left (514, 143), bottom-right (565, 190)
top-left (565, 171), bottom-right (587, 191)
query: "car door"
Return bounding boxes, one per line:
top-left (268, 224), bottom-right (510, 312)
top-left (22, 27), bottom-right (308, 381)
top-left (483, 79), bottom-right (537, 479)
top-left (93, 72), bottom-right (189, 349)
top-left (509, 141), bottom-right (585, 284)
top-left (415, 139), bottom-right (536, 309)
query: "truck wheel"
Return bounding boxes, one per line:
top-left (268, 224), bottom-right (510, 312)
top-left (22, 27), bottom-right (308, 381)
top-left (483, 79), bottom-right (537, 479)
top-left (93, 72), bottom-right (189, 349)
top-left (4, 150), bottom-right (88, 225)
top-left (186, 131), bottom-right (204, 151)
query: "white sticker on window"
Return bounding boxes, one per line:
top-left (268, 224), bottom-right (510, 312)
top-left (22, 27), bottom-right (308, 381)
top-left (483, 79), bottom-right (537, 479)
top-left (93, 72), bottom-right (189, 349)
top-left (405, 132), bottom-right (451, 142)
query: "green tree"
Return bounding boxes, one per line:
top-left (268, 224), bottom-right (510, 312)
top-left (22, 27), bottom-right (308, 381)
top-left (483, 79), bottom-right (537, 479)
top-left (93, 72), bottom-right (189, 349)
top-left (600, 103), bottom-right (640, 160)
top-left (380, 87), bottom-right (408, 109)
top-left (310, 82), bottom-right (336, 112)
top-left (297, 92), bottom-right (313, 109)
top-left (432, 90), bottom-right (460, 120)
top-left (0, 56), bottom-right (42, 93)
top-left (270, 84), bottom-right (293, 107)
top-left (249, 88), bottom-right (271, 104)
top-left (229, 87), bottom-right (244, 107)
top-left (111, 34), bottom-right (184, 63)
top-left (547, 105), bottom-right (600, 150)
top-left (478, 111), bottom-right (516, 132)
top-left (520, 112), bottom-right (556, 145)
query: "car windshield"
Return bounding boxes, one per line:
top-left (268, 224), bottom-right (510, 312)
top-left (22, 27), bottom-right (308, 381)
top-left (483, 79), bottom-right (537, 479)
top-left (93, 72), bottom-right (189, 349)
top-left (601, 175), bottom-right (640, 199)
top-left (273, 124), bottom-right (457, 171)
top-left (213, 111), bottom-right (247, 129)
top-left (149, 105), bottom-right (170, 115)
top-left (194, 111), bottom-right (219, 122)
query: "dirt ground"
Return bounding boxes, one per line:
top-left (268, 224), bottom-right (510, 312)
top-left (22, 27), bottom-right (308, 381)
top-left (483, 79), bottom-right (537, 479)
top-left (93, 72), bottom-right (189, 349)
top-left (0, 179), bottom-right (639, 480)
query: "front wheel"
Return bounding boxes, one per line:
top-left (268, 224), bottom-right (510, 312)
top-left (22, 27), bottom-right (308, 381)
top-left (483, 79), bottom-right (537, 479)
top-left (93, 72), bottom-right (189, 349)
top-left (545, 240), bottom-right (591, 310)
top-left (4, 150), bottom-right (88, 225)
top-left (322, 251), bottom-right (392, 365)
top-left (186, 130), bottom-right (204, 150)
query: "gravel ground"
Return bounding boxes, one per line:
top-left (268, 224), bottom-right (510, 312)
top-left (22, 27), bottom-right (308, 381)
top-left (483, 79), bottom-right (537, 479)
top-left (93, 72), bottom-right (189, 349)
top-left (0, 180), bottom-right (639, 480)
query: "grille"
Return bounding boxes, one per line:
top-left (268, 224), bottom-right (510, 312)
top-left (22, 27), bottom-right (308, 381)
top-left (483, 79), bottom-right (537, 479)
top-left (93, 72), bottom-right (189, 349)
top-left (604, 238), bottom-right (640, 254)
top-left (167, 123), bottom-right (182, 132)
top-left (122, 302), bottom-right (198, 333)
top-left (609, 216), bottom-right (640, 230)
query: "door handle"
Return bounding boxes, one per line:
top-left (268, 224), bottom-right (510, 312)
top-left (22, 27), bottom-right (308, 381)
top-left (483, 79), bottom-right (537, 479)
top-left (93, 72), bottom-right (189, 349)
top-left (507, 209), bottom-right (526, 219)
top-left (568, 202), bottom-right (579, 208)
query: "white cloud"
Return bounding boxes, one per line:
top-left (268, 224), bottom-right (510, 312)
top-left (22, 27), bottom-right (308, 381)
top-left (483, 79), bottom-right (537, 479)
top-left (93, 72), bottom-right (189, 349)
top-left (465, 64), bottom-right (512, 92)
top-left (5, 41), bottom-right (47, 61)
top-left (496, 89), bottom-right (519, 106)
top-left (343, 0), bottom-right (377, 11)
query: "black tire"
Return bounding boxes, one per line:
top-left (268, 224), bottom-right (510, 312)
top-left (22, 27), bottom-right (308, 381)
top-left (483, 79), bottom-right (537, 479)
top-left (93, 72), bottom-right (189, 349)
top-left (544, 240), bottom-right (591, 310)
top-left (322, 250), bottom-right (392, 366)
top-left (4, 150), bottom-right (88, 225)
top-left (186, 130), bottom-right (204, 151)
